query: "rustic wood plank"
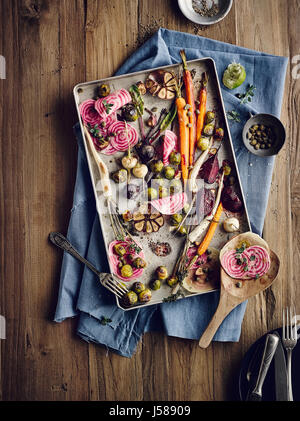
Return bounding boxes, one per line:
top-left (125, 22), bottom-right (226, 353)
top-left (0, 0), bottom-right (89, 400)
top-left (84, 0), bottom-right (142, 402)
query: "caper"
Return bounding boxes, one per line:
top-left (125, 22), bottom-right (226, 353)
top-left (261, 143), bottom-right (266, 149)
top-left (253, 125), bottom-right (259, 130)
top-left (255, 144), bottom-right (260, 150)
top-left (250, 140), bottom-right (257, 146)
top-left (187, 111), bottom-right (192, 117)
top-left (151, 106), bottom-right (158, 112)
top-left (195, 109), bottom-right (200, 115)
top-left (260, 125), bottom-right (265, 130)
top-left (267, 143), bottom-right (271, 148)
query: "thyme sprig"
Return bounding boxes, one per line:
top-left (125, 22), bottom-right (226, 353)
top-left (236, 84), bottom-right (256, 104)
top-left (100, 316), bottom-right (112, 326)
top-left (103, 99), bottom-right (113, 114)
top-left (227, 110), bottom-right (241, 123)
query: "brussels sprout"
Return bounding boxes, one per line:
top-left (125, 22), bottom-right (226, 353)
top-left (164, 166), bottom-right (175, 180)
top-left (139, 288), bottom-right (152, 303)
top-left (113, 244), bottom-right (127, 257)
top-left (197, 136), bottom-right (210, 151)
top-left (169, 151), bottom-right (181, 165)
top-left (132, 257), bottom-right (147, 269)
top-left (203, 123), bottom-right (215, 136)
top-left (159, 186), bottom-right (168, 198)
top-left (120, 264), bottom-right (133, 278)
top-left (171, 213), bottom-right (183, 225)
top-left (147, 187), bottom-right (158, 200)
top-left (149, 279), bottom-right (161, 290)
top-left (122, 291), bottom-right (138, 307)
top-left (169, 179), bottom-right (182, 194)
top-left (132, 281), bottom-right (146, 294)
top-left (121, 104), bottom-right (138, 122)
top-left (156, 266), bottom-right (168, 280)
top-left (98, 83), bottom-right (110, 97)
top-left (112, 169), bottom-right (127, 184)
top-left (167, 277), bottom-right (178, 287)
top-left (150, 160), bottom-right (164, 174)
top-left (214, 127), bottom-right (224, 140)
top-left (205, 111), bottom-right (215, 124)
top-left (177, 226), bottom-right (187, 236)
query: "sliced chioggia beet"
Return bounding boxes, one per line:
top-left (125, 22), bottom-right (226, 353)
top-left (79, 99), bottom-right (103, 126)
top-left (150, 192), bottom-right (187, 215)
top-left (95, 89), bottom-right (131, 119)
top-left (162, 130), bottom-right (178, 165)
top-left (108, 121), bottom-right (139, 151)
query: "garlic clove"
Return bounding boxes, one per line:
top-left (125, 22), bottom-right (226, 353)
top-left (223, 217), bottom-right (240, 233)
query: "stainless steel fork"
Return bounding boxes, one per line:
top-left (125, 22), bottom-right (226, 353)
top-left (282, 306), bottom-right (298, 401)
top-left (49, 232), bottom-right (129, 299)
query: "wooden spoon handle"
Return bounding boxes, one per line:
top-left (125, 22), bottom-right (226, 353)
top-left (199, 292), bottom-right (240, 348)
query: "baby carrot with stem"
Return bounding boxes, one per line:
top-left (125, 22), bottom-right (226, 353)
top-left (175, 83), bottom-right (190, 183)
top-left (180, 50), bottom-right (196, 167)
top-left (196, 72), bottom-right (209, 143)
top-left (197, 202), bottom-right (223, 256)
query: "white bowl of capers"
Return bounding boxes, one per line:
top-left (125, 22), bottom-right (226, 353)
top-left (242, 113), bottom-right (286, 157)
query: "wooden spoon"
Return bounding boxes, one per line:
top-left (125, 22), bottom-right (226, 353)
top-left (198, 239), bottom-right (280, 348)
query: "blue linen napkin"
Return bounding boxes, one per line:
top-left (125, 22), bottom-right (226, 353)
top-left (54, 28), bottom-right (288, 358)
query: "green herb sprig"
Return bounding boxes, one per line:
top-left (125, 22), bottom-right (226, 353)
top-left (103, 99), bottom-right (113, 114)
top-left (236, 84), bottom-right (256, 104)
top-left (227, 110), bottom-right (241, 123)
top-left (100, 317), bottom-right (112, 326)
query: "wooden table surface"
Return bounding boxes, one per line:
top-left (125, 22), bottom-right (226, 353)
top-left (0, 0), bottom-right (299, 401)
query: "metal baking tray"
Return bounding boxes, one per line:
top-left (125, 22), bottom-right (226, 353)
top-left (73, 57), bottom-right (251, 311)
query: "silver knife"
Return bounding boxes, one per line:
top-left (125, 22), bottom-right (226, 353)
top-left (247, 333), bottom-right (280, 401)
top-left (273, 331), bottom-right (288, 401)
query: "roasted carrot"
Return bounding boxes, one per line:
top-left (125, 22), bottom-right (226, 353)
top-left (196, 72), bottom-right (208, 142)
top-left (197, 202), bottom-right (223, 256)
top-left (180, 50), bottom-right (196, 167)
top-left (176, 95), bottom-right (190, 182)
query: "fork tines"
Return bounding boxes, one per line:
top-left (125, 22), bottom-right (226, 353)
top-left (102, 275), bottom-right (129, 299)
top-left (282, 306), bottom-right (297, 342)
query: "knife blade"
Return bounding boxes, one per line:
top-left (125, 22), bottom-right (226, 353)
top-left (246, 333), bottom-right (279, 401)
top-left (273, 331), bottom-right (288, 401)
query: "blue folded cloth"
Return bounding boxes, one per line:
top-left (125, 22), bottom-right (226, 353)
top-left (54, 28), bottom-right (288, 357)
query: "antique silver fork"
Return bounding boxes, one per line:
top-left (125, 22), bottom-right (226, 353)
top-left (282, 306), bottom-right (298, 401)
top-left (49, 232), bottom-right (129, 299)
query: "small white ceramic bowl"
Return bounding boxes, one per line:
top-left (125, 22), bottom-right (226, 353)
top-left (178, 0), bottom-right (233, 25)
